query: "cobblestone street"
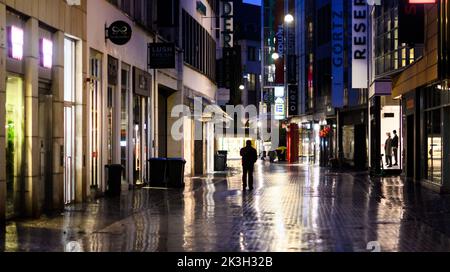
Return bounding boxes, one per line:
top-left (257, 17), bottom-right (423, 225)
top-left (2, 161), bottom-right (450, 252)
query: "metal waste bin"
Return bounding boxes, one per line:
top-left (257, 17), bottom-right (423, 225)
top-left (214, 154), bottom-right (226, 171)
top-left (148, 158), bottom-right (167, 187)
top-left (166, 158), bottom-right (186, 188)
top-left (105, 164), bottom-right (123, 197)
top-left (218, 150), bottom-right (228, 168)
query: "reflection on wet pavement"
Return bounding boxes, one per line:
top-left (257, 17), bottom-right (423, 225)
top-left (2, 161), bottom-right (450, 252)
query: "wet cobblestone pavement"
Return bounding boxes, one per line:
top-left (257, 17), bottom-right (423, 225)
top-left (2, 161), bottom-right (450, 252)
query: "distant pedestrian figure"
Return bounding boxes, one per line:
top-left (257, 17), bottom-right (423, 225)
top-left (385, 133), bottom-right (393, 168)
top-left (240, 140), bottom-right (258, 190)
top-left (392, 130), bottom-right (399, 166)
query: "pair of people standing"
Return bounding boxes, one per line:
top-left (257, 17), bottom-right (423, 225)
top-left (385, 130), bottom-right (399, 168)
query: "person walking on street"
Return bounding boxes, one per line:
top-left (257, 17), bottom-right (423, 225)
top-left (392, 130), bottom-right (399, 166)
top-left (240, 140), bottom-right (258, 191)
top-left (385, 133), bottom-right (393, 168)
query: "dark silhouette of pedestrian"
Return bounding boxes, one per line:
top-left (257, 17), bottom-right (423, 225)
top-left (385, 132), bottom-right (393, 168)
top-left (240, 140), bottom-right (257, 191)
top-left (392, 130), bottom-right (399, 166)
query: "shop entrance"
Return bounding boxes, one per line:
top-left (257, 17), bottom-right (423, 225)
top-left (133, 96), bottom-right (148, 185)
top-left (38, 82), bottom-right (53, 209)
top-left (5, 75), bottom-right (24, 219)
top-left (64, 38), bottom-right (76, 203)
top-left (89, 51), bottom-right (102, 190)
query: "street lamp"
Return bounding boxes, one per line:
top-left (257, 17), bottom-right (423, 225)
top-left (271, 52), bottom-right (280, 60)
top-left (239, 84), bottom-right (245, 90)
top-left (284, 14), bottom-right (294, 24)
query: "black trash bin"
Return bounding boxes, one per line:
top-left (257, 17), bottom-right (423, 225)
top-left (214, 154), bottom-right (226, 171)
top-left (105, 164), bottom-right (123, 197)
top-left (218, 150), bottom-right (228, 168)
top-left (148, 158), bottom-right (167, 187)
top-left (166, 158), bottom-right (186, 188)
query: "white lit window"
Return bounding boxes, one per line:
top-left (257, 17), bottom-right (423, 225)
top-left (8, 26), bottom-right (24, 60)
top-left (41, 38), bottom-right (53, 69)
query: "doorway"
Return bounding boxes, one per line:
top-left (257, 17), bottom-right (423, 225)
top-left (5, 75), bottom-right (25, 219)
top-left (89, 51), bottom-right (102, 190)
top-left (38, 82), bottom-right (53, 209)
top-left (133, 96), bottom-right (148, 185)
top-left (406, 114), bottom-right (415, 178)
top-left (64, 38), bottom-right (76, 204)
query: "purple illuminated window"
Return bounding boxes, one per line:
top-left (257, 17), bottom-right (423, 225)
top-left (7, 26), bottom-right (24, 60)
top-left (40, 38), bottom-right (53, 69)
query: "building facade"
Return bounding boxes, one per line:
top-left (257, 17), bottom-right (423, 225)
top-left (368, 0), bottom-right (424, 176)
top-left (392, 1), bottom-right (450, 193)
top-left (0, 0), bottom-right (87, 221)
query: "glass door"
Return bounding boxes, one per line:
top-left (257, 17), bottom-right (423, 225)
top-left (39, 85), bottom-right (53, 209)
top-left (64, 38), bottom-right (76, 204)
top-left (5, 75), bottom-right (24, 219)
top-left (133, 96), bottom-right (148, 185)
top-left (89, 51), bottom-right (102, 189)
top-left (120, 66), bottom-right (130, 182)
top-left (64, 106), bottom-right (75, 204)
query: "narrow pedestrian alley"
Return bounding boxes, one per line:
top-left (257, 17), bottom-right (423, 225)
top-left (2, 162), bottom-right (450, 252)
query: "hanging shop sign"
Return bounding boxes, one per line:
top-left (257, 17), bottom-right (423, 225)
top-left (331, 0), bottom-right (344, 108)
top-left (352, 0), bottom-right (368, 89)
top-left (148, 43), bottom-right (176, 69)
top-left (221, 0), bottom-right (234, 48)
top-left (105, 21), bottom-right (132, 46)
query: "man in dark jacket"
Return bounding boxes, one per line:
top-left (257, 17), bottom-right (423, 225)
top-left (240, 140), bottom-right (258, 190)
top-left (392, 130), bottom-right (399, 166)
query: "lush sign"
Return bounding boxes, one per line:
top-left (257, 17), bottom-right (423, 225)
top-left (148, 43), bottom-right (176, 69)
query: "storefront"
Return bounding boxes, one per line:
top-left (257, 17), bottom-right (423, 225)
top-left (400, 83), bottom-right (450, 193)
top-left (132, 68), bottom-right (151, 185)
top-left (1, 2), bottom-right (86, 221)
top-left (338, 107), bottom-right (367, 170)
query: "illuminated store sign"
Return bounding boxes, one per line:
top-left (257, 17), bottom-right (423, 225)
top-left (221, 0), bottom-right (233, 48)
top-left (352, 0), bottom-right (368, 89)
top-left (331, 0), bottom-right (344, 108)
top-left (408, 0), bottom-right (435, 3)
top-left (275, 86), bottom-right (285, 98)
top-left (274, 97), bottom-right (285, 120)
top-left (40, 38), bottom-right (53, 69)
top-left (7, 26), bottom-right (24, 60)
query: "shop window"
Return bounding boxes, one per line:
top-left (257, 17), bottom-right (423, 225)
top-left (342, 126), bottom-right (355, 161)
top-left (425, 109), bottom-right (442, 183)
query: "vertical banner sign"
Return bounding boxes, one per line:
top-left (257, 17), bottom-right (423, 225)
top-left (288, 85), bottom-right (299, 116)
top-left (274, 0), bottom-right (284, 85)
top-left (221, 0), bottom-right (234, 48)
top-left (331, 0), bottom-right (344, 108)
top-left (352, 0), bottom-right (368, 89)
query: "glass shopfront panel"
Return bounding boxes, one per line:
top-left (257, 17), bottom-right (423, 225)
top-left (133, 96), bottom-right (148, 185)
top-left (425, 109), bottom-right (442, 183)
top-left (120, 66), bottom-right (130, 181)
top-left (89, 51), bottom-right (102, 189)
top-left (5, 75), bottom-right (24, 219)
